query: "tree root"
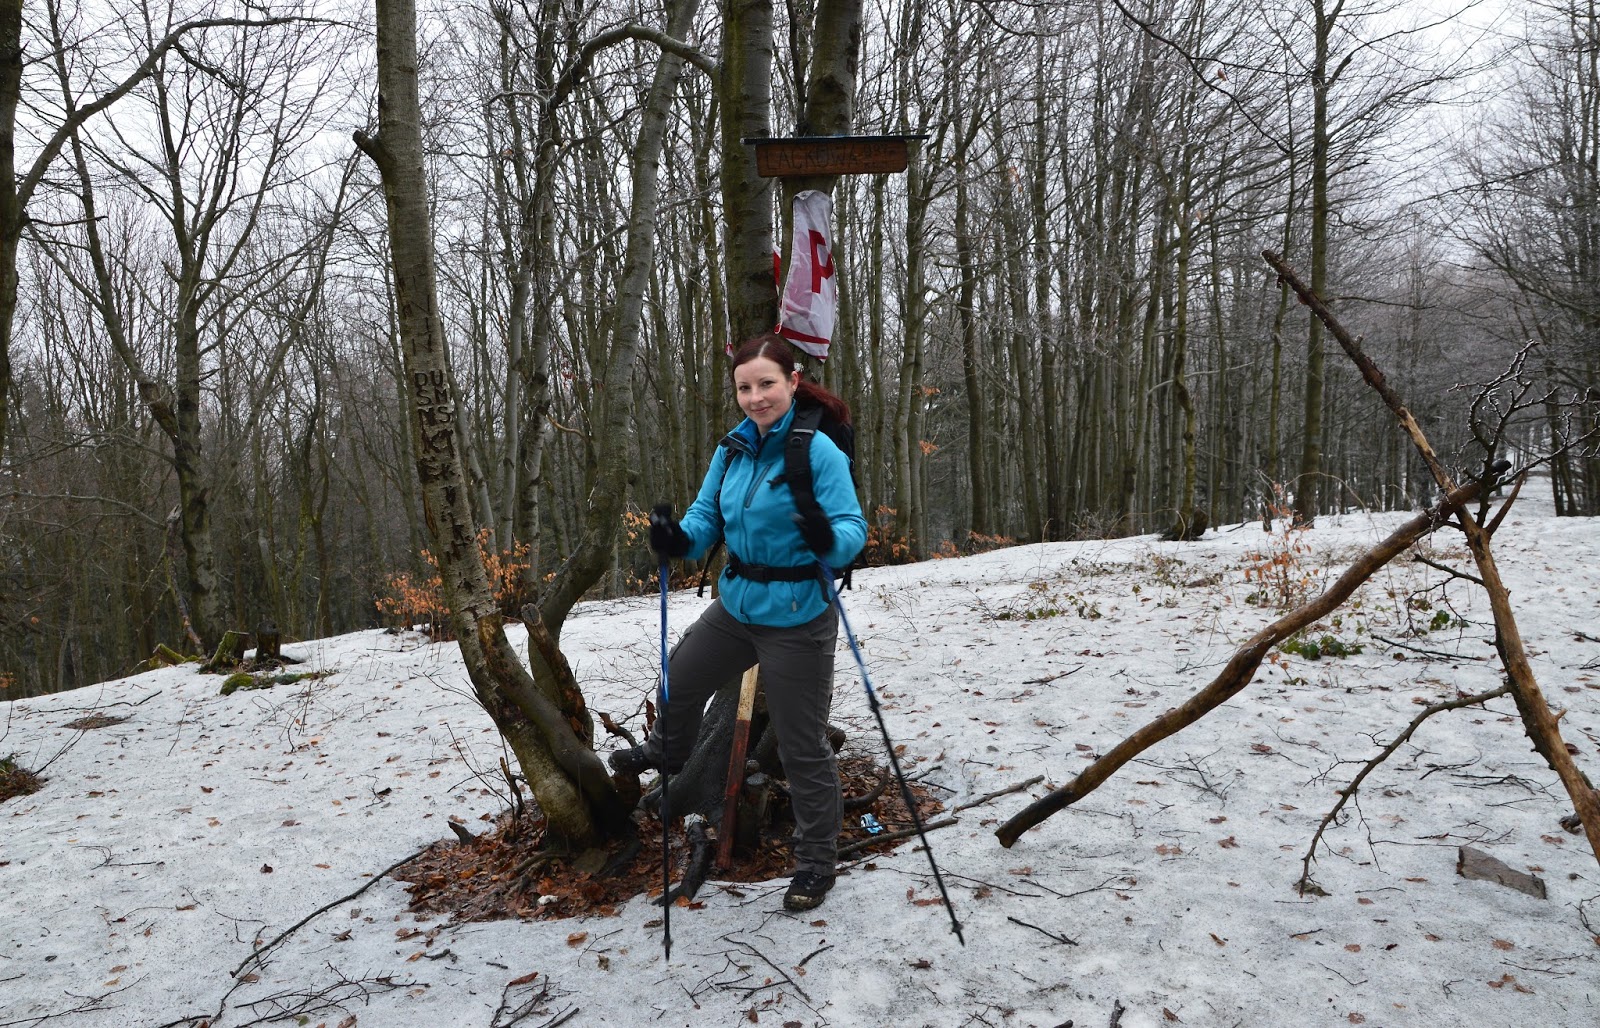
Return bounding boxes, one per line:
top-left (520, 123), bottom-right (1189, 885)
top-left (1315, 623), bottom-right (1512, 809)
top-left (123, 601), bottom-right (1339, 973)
top-left (843, 766), bottom-right (891, 812)
top-left (662, 815), bottom-right (711, 905)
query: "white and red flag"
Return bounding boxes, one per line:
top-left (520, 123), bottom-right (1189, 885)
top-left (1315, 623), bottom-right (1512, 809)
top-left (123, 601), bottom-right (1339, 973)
top-left (776, 189), bottom-right (837, 360)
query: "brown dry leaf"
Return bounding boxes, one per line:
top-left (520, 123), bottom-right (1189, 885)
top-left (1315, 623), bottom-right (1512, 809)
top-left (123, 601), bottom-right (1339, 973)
top-left (507, 971), bottom-right (540, 987)
top-left (908, 958), bottom-right (932, 969)
top-left (337, 1016), bottom-right (357, 1028)
top-left (1218, 836), bottom-right (1239, 849)
top-left (1208, 816), bottom-right (1227, 824)
top-left (1345, 943), bottom-right (1361, 952)
top-left (1347, 1015), bottom-right (1366, 1025)
top-left (1250, 743), bottom-right (1273, 753)
top-left (1154, 843), bottom-right (1183, 856)
top-left (1492, 939), bottom-right (1515, 951)
top-left (110, 965), bottom-right (128, 973)
top-left (1210, 933), bottom-right (1226, 947)
top-left (1356, 897), bottom-right (1374, 906)
top-left (1424, 933), bottom-right (1442, 942)
top-left (1163, 1008), bottom-right (1181, 1022)
top-left (745, 1009), bottom-right (758, 1023)
top-left (238, 972), bottom-right (261, 983)
top-left (566, 932), bottom-right (588, 947)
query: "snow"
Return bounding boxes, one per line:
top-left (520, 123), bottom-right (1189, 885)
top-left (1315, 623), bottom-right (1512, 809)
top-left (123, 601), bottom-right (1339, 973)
top-left (3, 488), bottom-right (1598, 1027)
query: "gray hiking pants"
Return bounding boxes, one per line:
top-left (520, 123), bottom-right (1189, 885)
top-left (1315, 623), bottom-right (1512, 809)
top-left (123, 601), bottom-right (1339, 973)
top-left (644, 600), bottom-right (841, 877)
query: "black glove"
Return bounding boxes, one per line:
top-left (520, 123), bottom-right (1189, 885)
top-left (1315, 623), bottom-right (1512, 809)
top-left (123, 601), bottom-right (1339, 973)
top-left (792, 510), bottom-right (834, 558)
top-left (649, 503), bottom-right (692, 558)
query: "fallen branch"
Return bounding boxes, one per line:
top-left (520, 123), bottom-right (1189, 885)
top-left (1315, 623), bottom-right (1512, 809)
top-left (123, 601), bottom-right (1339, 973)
top-left (1265, 249), bottom-right (1600, 869)
top-left (996, 477), bottom-right (1488, 848)
top-left (955, 775), bottom-right (1044, 812)
top-left (839, 816), bottom-right (959, 858)
top-left (233, 846), bottom-right (430, 979)
top-left (1298, 684), bottom-right (1512, 895)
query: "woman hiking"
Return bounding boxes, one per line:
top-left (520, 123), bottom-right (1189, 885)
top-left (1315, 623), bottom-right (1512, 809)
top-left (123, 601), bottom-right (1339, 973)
top-left (610, 332), bottom-right (867, 911)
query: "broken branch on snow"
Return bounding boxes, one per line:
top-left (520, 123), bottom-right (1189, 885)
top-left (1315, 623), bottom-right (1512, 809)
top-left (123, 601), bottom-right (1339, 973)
top-left (996, 475), bottom-right (1490, 848)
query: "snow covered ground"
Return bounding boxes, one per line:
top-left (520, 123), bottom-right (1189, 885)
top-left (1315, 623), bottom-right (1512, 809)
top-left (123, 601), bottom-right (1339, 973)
top-left (3, 488), bottom-right (1597, 1028)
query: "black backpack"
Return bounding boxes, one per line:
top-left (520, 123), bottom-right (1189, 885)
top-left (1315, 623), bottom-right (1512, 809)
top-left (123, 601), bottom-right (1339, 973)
top-left (696, 400), bottom-right (858, 597)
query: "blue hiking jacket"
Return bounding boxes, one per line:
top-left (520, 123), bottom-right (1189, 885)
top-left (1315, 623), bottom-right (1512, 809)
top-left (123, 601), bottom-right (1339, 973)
top-left (679, 403), bottom-right (868, 627)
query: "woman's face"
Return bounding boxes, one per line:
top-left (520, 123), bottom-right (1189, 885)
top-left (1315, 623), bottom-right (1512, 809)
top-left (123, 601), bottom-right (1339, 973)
top-left (734, 355), bottom-right (799, 433)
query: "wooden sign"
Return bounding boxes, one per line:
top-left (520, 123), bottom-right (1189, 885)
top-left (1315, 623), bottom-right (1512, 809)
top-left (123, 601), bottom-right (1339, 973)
top-left (748, 135), bottom-right (917, 177)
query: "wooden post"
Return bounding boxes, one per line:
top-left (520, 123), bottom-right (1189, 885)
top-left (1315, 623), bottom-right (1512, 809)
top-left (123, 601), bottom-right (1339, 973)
top-left (717, 665), bottom-right (760, 868)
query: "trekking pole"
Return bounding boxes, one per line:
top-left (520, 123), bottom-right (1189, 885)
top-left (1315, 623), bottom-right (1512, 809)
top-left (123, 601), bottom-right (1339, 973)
top-left (657, 558), bottom-right (673, 960)
top-left (819, 561), bottom-right (964, 945)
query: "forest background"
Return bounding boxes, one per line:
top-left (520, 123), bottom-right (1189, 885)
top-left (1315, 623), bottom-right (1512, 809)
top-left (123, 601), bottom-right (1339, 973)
top-left (2, 0), bottom-right (1597, 702)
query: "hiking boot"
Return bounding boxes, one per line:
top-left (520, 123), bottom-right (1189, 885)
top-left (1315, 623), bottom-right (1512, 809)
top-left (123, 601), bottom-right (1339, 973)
top-left (607, 745), bottom-right (657, 777)
top-left (782, 870), bottom-right (835, 911)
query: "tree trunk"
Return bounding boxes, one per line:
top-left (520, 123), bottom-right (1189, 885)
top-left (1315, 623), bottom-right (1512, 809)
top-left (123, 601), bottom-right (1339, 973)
top-left (719, 0), bottom-right (776, 340)
top-left (0, 0), bottom-right (15, 463)
top-left (355, 0), bottom-right (626, 847)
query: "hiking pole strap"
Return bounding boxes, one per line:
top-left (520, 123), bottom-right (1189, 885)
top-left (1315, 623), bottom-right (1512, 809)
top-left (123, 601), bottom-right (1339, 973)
top-left (817, 562), bottom-right (965, 945)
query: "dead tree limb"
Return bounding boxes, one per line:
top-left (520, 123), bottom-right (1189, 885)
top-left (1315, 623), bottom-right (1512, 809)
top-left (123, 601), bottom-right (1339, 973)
top-left (1298, 684), bottom-right (1512, 895)
top-left (996, 478), bottom-right (1488, 848)
top-left (955, 775), bottom-right (1045, 813)
top-left (1264, 249), bottom-right (1600, 869)
top-left (839, 816), bottom-right (959, 858)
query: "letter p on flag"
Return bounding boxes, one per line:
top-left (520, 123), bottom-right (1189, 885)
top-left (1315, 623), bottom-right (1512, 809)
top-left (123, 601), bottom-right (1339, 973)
top-left (777, 190), bottom-right (837, 360)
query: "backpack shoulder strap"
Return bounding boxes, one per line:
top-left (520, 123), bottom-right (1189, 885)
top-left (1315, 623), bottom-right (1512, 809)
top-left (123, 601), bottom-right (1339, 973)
top-left (783, 404), bottom-right (827, 539)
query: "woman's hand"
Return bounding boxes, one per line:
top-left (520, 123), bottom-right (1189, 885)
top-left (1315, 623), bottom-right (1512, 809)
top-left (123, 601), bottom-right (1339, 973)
top-left (792, 510), bottom-right (834, 559)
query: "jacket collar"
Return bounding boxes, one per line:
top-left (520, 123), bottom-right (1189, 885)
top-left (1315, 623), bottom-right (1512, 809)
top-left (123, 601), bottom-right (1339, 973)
top-left (724, 402), bottom-right (799, 458)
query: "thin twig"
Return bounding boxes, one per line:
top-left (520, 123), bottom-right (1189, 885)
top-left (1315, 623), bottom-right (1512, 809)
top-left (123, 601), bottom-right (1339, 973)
top-left (1024, 665), bottom-right (1084, 685)
top-left (1411, 554), bottom-right (1486, 586)
top-left (1006, 915), bottom-right (1078, 946)
top-left (233, 845), bottom-right (430, 979)
top-left (1368, 634), bottom-right (1486, 662)
top-left (735, 941), bottom-right (811, 1004)
top-left (1298, 684), bottom-right (1511, 895)
top-left (796, 944), bottom-right (833, 968)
